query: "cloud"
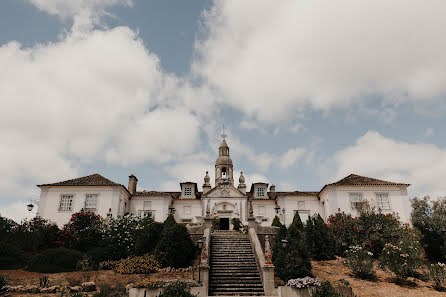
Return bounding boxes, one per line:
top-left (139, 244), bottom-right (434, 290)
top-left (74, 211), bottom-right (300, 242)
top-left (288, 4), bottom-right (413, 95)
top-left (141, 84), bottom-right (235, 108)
top-left (194, 0), bottom-right (446, 122)
top-left (0, 26), bottom-right (202, 199)
top-left (278, 147), bottom-right (306, 170)
top-left (0, 201), bottom-right (38, 223)
top-left (28, 0), bottom-right (133, 31)
top-left (330, 131), bottom-right (446, 198)
top-left (279, 181), bottom-right (298, 192)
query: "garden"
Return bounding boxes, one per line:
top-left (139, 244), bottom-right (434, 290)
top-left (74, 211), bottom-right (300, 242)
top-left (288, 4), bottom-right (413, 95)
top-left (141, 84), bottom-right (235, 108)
top-left (0, 212), bottom-right (200, 296)
top-left (272, 196), bottom-right (446, 296)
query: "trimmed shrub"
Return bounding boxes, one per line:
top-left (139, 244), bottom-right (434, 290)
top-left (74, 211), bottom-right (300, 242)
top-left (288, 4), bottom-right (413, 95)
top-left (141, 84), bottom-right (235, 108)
top-left (0, 241), bottom-right (25, 269)
top-left (158, 281), bottom-right (197, 297)
top-left (271, 216), bottom-right (282, 227)
top-left (426, 262), bottom-right (446, 291)
top-left (312, 281), bottom-right (342, 297)
top-left (411, 197), bottom-right (446, 262)
top-left (155, 217), bottom-right (196, 268)
top-left (114, 254), bottom-right (160, 274)
top-left (93, 284), bottom-right (126, 297)
top-left (306, 215), bottom-right (336, 260)
top-left (56, 212), bottom-right (104, 251)
top-left (379, 228), bottom-right (423, 282)
top-left (343, 245), bottom-right (375, 279)
top-left (28, 248), bottom-right (83, 273)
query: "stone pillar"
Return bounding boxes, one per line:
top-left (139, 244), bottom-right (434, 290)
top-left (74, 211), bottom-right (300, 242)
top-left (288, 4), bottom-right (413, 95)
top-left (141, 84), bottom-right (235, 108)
top-left (199, 265), bottom-right (209, 294)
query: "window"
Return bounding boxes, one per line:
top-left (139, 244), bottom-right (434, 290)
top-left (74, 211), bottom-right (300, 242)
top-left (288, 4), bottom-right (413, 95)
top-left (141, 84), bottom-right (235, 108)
top-left (294, 210), bottom-right (310, 224)
top-left (143, 201), bottom-right (152, 210)
top-left (184, 206), bottom-right (191, 215)
top-left (139, 210), bottom-right (154, 218)
top-left (184, 186), bottom-right (193, 197)
top-left (376, 193), bottom-right (390, 210)
top-left (350, 193), bottom-right (363, 209)
top-left (257, 186), bottom-right (265, 197)
top-left (297, 201), bottom-right (305, 210)
top-left (258, 206), bottom-right (266, 216)
top-left (222, 167), bottom-right (227, 178)
top-left (59, 194), bottom-right (74, 211)
top-left (85, 194), bottom-right (98, 209)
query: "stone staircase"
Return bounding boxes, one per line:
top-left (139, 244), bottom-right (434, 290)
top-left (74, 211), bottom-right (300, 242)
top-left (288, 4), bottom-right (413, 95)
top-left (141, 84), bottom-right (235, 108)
top-left (209, 231), bottom-right (264, 296)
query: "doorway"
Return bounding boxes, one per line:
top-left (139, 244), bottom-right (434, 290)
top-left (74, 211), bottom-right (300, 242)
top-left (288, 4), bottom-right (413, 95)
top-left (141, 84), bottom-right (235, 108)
top-left (220, 218), bottom-right (230, 230)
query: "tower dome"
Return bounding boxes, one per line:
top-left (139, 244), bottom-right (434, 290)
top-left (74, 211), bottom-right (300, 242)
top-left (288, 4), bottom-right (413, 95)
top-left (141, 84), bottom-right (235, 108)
top-left (215, 138), bottom-right (234, 185)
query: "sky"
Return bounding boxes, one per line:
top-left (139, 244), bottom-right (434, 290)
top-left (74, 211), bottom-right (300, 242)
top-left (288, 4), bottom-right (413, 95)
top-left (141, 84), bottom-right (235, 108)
top-left (1, 0), bottom-right (446, 222)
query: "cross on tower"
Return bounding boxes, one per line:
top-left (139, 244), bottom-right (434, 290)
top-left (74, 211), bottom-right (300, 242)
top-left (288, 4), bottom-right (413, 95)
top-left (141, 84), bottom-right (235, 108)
top-left (221, 123), bottom-right (227, 139)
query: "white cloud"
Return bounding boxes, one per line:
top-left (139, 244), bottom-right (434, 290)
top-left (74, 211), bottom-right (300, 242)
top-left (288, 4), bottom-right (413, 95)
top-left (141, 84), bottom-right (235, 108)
top-left (278, 147), bottom-right (305, 170)
top-left (0, 26), bottom-right (202, 198)
top-left (0, 201), bottom-right (38, 223)
top-left (330, 131), bottom-right (446, 198)
top-left (194, 0), bottom-right (446, 122)
top-left (28, 0), bottom-right (132, 31)
top-left (290, 124), bottom-right (301, 134)
top-left (279, 181), bottom-right (298, 192)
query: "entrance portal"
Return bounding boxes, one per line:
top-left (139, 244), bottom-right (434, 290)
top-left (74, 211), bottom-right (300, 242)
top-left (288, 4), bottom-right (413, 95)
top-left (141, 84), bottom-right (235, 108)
top-left (220, 218), bottom-right (230, 230)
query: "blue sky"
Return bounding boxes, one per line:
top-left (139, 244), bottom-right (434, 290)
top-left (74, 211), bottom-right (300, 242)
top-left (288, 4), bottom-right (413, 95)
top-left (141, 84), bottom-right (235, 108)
top-left (1, 0), bottom-right (446, 221)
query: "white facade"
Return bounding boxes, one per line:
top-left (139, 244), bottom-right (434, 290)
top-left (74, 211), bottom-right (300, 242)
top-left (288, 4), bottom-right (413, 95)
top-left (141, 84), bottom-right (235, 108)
top-left (36, 138), bottom-right (412, 227)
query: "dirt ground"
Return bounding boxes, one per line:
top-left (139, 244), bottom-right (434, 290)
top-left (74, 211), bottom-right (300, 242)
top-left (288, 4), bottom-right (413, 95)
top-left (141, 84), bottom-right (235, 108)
top-left (312, 258), bottom-right (446, 297)
top-left (0, 269), bottom-right (198, 296)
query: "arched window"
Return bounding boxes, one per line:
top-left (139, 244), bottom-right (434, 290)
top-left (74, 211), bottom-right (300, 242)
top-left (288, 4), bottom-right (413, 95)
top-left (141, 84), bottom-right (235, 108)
top-left (222, 167), bottom-right (227, 178)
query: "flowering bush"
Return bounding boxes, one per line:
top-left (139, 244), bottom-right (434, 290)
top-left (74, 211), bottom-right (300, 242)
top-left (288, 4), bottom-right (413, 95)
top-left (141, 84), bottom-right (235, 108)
top-left (103, 214), bottom-right (139, 259)
top-left (287, 277), bottom-right (321, 288)
top-left (328, 213), bottom-right (358, 255)
top-left (379, 229), bottom-right (423, 282)
top-left (426, 262), bottom-right (446, 291)
top-left (56, 212), bottom-right (104, 251)
top-left (114, 254), bottom-right (160, 274)
top-left (343, 245), bottom-right (375, 279)
top-left (133, 278), bottom-right (199, 289)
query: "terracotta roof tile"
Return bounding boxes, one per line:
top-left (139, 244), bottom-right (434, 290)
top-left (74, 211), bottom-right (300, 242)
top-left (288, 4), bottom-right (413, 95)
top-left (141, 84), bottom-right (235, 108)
top-left (37, 173), bottom-right (122, 187)
top-left (327, 174), bottom-right (410, 187)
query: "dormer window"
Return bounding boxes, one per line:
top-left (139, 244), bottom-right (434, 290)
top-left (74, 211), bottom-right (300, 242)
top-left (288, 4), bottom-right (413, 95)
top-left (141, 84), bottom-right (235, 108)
top-left (184, 186), bottom-right (193, 197)
top-left (257, 186), bottom-right (265, 197)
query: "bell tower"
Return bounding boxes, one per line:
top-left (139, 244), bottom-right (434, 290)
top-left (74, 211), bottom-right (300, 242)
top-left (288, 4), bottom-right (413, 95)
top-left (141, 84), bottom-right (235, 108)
top-left (215, 133), bottom-right (234, 186)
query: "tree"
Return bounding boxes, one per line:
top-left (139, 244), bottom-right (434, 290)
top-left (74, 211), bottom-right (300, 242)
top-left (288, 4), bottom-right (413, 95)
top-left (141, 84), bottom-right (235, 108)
top-left (306, 215), bottom-right (336, 260)
top-left (271, 216), bottom-right (282, 227)
top-left (135, 215), bottom-right (163, 255)
top-left (155, 216), bottom-right (197, 268)
top-left (411, 196), bottom-right (446, 262)
top-left (272, 224), bottom-right (288, 280)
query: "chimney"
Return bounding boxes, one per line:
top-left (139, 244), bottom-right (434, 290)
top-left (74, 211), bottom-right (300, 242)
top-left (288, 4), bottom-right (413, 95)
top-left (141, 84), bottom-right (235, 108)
top-left (128, 174), bottom-right (138, 195)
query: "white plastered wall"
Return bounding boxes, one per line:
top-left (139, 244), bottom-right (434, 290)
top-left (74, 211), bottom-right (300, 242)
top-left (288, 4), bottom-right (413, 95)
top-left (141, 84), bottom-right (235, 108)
top-left (276, 196), bottom-right (322, 226)
top-left (129, 196), bottom-right (170, 222)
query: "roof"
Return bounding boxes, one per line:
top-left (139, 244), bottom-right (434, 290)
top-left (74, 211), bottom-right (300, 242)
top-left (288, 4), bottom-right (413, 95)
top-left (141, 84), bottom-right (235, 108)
top-left (133, 191), bottom-right (175, 197)
top-left (276, 191), bottom-right (319, 196)
top-left (320, 174), bottom-right (410, 194)
top-left (37, 174), bottom-right (130, 195)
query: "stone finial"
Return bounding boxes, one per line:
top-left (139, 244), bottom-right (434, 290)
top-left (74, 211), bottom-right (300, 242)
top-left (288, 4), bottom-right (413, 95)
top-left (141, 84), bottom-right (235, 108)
top-left (264, 235), bottom-right (273, 265)
top-left (238, 171), bottom-right (247, 194)
top-left (203, 171), bottom-right (211, 194)
top-left (205, 199), bottom-right (211, 218)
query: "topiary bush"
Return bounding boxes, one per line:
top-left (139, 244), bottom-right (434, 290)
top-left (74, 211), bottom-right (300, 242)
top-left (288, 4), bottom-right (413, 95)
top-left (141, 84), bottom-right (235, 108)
top-left (155, 217), bottom-right (197, 268)
top-left (343, 245), bottom-right (375, 279)
top-left (28, 248), bottom-right (83, 273)
top-left (271, 216), bottom-right (282, 227)
top-left (311, 281), bottom-right (341, 297)
top-left (158, 281), bottom-right (197, 297)
top-left (305, 214), bottom-right (336, 260)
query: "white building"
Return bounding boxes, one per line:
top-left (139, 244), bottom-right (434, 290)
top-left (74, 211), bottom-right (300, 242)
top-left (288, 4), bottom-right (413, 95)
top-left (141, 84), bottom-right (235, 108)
top-left (37, 138), bottom-right (411, 227)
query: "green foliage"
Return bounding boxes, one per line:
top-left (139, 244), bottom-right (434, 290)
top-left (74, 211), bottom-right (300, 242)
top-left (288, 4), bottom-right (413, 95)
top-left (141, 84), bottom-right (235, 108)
top-left (86, 246), bottom-right (115, 268)
top-left (28, 248), bottom-right (84, 273)
top-left (92, 284), bottom-right (127, 297)
top-left (211, 217), bottom-right (220, 231)
top-left (305, 215), bottom-right (336, 260)
top-left (411, 197), bottom-right (446, 262)
top-left (12, 217), bottom-right (59, 252)
top-left (135, 216), bottom-right (163, 255)
top-left (114, 254), bottom-right (160, 274)
top-left (379, 228), bottom-right (423, 282)
top-left (155, 217), bottom-right (197, 268)
top-left (0, 275), bottom-right (7, 291)
top-left (163, 214), bottom-right (177, 229)
top-left (56, 212), bottom-right (104, 251)
top-left (273, 212), bottom-right (312, 282)
top-left (426, 262), bottom-right (446, 291)
top-left (271, 216), bottom-right (282, 227)
top-left (0, 215), bottom-right (17, 241)
top-left (231, 218), bottom-right (241, 231)
top-left (311, 281), bottom-right (341, 297)
top-left (343, 245), bottom-right (375, 279)
top-left (158, 281), bottom-right (197, 297)
top-left (103, 214), bottom-right (139, 259)
top-left (0, 241), bottom-right (24, 269)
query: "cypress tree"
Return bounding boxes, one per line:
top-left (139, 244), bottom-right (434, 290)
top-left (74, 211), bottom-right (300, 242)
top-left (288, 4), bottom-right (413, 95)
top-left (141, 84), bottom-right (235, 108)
top-left (285, 212), bottom-right (312, 279)
top-left (272, 216), bottom-right (282, 227)
top-left (306, 215), bottom-right (336, 260)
